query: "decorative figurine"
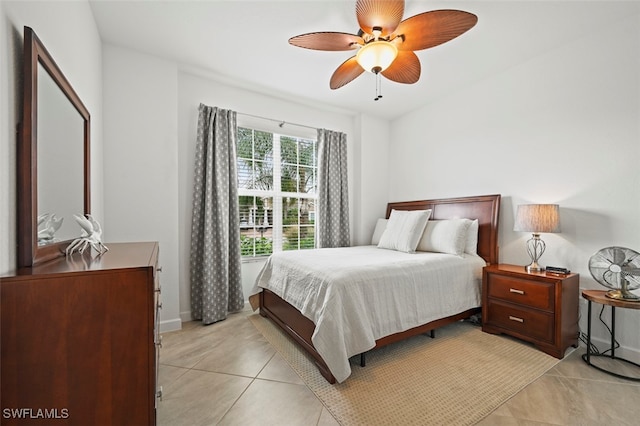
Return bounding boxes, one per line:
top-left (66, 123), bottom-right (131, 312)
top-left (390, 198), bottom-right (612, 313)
top-left (65, 214), bottom-right (109, 256)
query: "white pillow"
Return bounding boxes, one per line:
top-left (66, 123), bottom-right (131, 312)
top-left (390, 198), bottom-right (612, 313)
top-left (371, 218), bottom-right (388, 245)
top-left (417, 218), bottom-right (471, 256)
top-left (377, 209), bottom-right (432, 253)
top-left (465, 219), bottom-right (479, 255)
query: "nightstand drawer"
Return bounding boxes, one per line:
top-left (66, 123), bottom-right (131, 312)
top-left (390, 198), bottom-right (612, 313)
top-left (487, 274), bottom-right (554, 312)
top-left (485, 299), bottom-right (554, 343)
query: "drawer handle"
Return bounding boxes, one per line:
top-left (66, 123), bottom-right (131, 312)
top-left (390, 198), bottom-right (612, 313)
top-left (509, 315), bottom-right (524, 323)
top-left (509, 288), bottom-right (525, 295)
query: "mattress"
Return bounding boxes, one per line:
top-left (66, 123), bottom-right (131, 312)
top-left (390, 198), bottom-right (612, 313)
top-left (251, 245), bottom-right (486, 382)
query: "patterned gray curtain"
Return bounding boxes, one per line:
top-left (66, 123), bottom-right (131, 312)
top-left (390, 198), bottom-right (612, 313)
top-left (317, 128), bottom-right (350, 248)
top-left (190, 104), bottom-right (244, 325)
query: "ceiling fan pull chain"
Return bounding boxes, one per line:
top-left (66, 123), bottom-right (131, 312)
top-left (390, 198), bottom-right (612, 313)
top-left (375, 73), bottom-right (383, 101)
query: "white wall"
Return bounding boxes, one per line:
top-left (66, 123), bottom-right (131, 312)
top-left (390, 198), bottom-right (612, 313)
top-left (389, 12), bottom-right (640, 359)
top-left (0, 0), bottom-right (13, 273)
top-left (352, 114), bottom-right (390, 245)
top-left (102, 44), bottom-right (180, 331)
top-left (0, 0), bottom-right (103, 274)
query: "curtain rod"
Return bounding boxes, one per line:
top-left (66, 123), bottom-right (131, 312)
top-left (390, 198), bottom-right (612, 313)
top-left (237, 112), bottom-right (318, 131)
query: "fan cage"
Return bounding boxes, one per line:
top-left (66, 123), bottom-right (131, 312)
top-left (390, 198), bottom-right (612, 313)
top-left (589, 246), bottom-right (640, 301)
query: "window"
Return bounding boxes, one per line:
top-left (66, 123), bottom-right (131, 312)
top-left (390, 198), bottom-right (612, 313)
top-left (237, 127), bottom-right (317, 258)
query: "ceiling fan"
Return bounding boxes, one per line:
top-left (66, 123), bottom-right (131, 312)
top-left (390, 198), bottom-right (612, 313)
top-left (289, 0), bottom-right (478, 96)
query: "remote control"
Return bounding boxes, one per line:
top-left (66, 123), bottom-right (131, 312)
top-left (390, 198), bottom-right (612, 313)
top-left (546, 266), bottom-right (570, 274)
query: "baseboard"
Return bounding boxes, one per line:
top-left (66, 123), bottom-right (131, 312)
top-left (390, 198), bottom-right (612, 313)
top-left (180, 310), bottom-right (192, 323)
top-left (173, 303), bottom-right (251, 330)
top-left (581, 335), bottom-right (640, 364)
top-left (178, 303), bottom-right (250, 324)
top-left (159, 318), bottom-right (182, 333)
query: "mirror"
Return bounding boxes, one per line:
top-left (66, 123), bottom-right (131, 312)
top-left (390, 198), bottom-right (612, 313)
top-left (17, 26), bottom-right (90, 268)
top-left (37, 62), bottom-right (85, 243)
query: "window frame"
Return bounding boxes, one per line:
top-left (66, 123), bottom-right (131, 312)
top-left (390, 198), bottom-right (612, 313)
top-left (237, 121), bottom-right (317, 259)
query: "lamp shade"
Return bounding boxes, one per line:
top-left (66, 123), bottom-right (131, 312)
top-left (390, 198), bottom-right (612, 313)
top-left (514, 204), bottom-right (561, 233)
top-left (356, 41), bottom-right (398, 74)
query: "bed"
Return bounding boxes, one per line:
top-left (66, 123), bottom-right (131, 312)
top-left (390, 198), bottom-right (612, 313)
top-left (250, 194), bottom-right (501, 383)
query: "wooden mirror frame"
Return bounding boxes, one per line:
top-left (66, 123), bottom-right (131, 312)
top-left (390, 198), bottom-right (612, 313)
top-left (17, 26), bottom-right (91, 268)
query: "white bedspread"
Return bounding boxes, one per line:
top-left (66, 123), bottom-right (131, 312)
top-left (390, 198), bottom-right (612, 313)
top-left (250, 245), bottom-right (486, 382)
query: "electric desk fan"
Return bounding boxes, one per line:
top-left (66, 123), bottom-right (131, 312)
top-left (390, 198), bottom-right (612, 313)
top-left (589, 246), bottom-right (640, 301)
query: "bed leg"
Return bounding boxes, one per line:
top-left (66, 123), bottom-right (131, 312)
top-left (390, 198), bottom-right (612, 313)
top-left (428, 330), bottom-right (435, 338)
top-left (360, 352), bottom-right (366, 367)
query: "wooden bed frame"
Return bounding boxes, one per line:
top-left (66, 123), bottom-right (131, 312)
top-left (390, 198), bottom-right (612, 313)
top-left (259, 194), bottom-right (501, 383)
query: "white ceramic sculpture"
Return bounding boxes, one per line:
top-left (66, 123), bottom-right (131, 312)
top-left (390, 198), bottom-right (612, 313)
top-left (37, 213), bottom-right (64, 243)
top-left (65, 214), bottom-right (109, 256)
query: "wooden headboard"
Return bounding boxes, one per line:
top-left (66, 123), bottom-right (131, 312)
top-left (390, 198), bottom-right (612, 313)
top-left (386, 194), bottom-right (501, 265)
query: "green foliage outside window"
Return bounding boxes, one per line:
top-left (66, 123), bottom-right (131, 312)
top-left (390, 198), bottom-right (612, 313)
top-left (240, 235), bottom-right (272, 257)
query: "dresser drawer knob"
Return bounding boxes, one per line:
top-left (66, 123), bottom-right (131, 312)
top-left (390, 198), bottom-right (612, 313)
top-left (509, 315), bottom-right (524, 323)
top-left (509, 288), bottom-right (525, 295)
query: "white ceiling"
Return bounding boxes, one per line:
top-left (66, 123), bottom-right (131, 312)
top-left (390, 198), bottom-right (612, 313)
top-left (89, 0), bottom-right (639, 120)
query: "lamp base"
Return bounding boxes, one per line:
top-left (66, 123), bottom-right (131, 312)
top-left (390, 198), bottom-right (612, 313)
top-left (524, 234), bottom-right (545, 273)
top-left (524, 261), bottom-right (543, 273)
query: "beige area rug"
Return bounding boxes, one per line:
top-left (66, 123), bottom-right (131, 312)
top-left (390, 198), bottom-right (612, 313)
top-left (249, 314), bottom-right (560, 426)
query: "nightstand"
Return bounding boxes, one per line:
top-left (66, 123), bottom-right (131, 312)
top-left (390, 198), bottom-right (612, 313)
top-left (482, 264), bottom-right (579, 359)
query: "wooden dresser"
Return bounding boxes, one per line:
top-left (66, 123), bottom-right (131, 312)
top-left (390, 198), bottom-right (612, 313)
top-left (1, 242), bottom-right (161, 425)
top-left (482, 264), bottom-right (579, 359)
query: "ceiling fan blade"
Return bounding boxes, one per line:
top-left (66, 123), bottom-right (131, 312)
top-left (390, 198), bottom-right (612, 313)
top-left (289, 32), bottom-right (363, 51)
top-left (356, 0), bottom-right (405, 37)
top-left (381, 50), bottom-right (420, 84)
top-left (393, 10), bottom-right (478, 51)
top-left (330, 56), bottom-right (364, 89)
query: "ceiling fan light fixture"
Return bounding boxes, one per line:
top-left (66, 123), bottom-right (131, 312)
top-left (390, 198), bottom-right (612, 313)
top-left (356, 40), bottom-right (398, 74)
top-left (289, 1), bottom-right (478, 90)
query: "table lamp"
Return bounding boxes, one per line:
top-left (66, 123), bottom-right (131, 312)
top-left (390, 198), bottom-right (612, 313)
top-left (513, 204), bottom-right (561, 272)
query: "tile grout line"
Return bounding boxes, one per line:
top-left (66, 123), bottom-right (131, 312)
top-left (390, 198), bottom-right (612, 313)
top-left (213, 351), bottom-right (278, 425)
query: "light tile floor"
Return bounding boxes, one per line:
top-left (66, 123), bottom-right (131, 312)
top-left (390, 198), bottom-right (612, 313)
top-left (158, 307), bottom-right (640, 425)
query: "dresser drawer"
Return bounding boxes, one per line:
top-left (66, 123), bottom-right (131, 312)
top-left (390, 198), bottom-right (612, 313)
top-left (487, 274), bottom-right (554, 312)
top-left (485, 299), bottom-right (554, 343)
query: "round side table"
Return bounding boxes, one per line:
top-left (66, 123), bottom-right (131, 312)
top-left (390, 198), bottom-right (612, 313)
top-left (581, 289), bottom-right (640, 381)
